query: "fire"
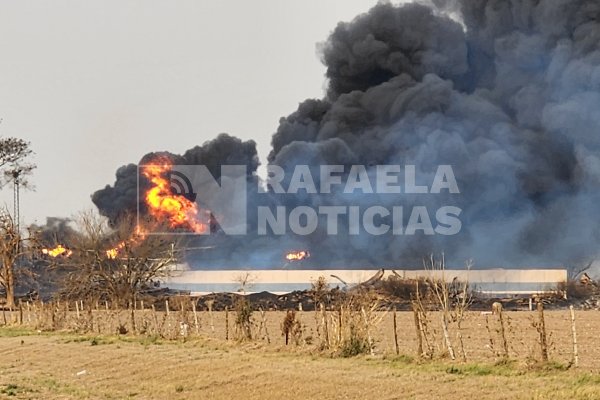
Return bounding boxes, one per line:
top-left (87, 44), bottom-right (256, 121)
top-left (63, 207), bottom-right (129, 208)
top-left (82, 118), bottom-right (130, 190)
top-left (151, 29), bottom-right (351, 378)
top-left (142, 157), bottom-right (207, 233)
top-left (285, 250), bottom-right (310, 262)
top-left (105, 246), bottom-right (122, 259)
top-left (105, 225), bottom-right (147, 259)
top-left (76, 157), bottom-right (208, 261)
top-left (42, 244), bottom-right (72, 258)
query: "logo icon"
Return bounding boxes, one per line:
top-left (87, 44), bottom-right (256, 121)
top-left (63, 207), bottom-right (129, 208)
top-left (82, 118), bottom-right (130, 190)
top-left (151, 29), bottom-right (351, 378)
top-left (168, 170), bottom-right (197, 202)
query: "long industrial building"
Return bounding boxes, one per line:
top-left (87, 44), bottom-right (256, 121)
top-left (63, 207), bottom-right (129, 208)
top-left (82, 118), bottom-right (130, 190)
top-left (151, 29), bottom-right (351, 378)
top-left (163, 268), bottom-right (567, 296)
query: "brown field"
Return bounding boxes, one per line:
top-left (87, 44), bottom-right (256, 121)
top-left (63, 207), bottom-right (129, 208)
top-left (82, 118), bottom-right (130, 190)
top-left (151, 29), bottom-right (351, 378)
top-left (1, 310), bottom-right (600, 399)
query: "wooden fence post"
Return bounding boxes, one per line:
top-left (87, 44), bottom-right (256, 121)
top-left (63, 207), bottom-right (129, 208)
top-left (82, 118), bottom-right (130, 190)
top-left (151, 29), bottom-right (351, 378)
top-left (192, 300), bottom-right (200, 335)
top-left (537, 301), bottom-right (549, 362)
top-left (207, 300), bottom-right (215, 333)
top-left (151, 304), bottom-right (159, 335)
top-left (497, 305), bottom-right (509, 358)
top-left (411, 301), bottom-right (423, 357)
top-left (393, 306), bottom-right (399, 355)
top-left (225, 306), bottom-right (229, 340)
top-left (569, 305), bottom-right (579, 368)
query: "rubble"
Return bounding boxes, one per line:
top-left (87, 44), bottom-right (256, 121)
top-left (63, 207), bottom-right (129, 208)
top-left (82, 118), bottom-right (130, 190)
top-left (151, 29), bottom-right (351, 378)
top-left (186, 269), bottom-right (599, 312)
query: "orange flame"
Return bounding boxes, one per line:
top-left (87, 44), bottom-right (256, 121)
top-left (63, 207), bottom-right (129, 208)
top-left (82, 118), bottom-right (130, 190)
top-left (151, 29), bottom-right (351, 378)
top-left (103, 157), bottom-right (209, 260)
top-left (105, 248), bottom-right (118, 259)
top-left (42, 244), bottom-right (73, 258)
top-left (105, 245), bottom-right (123, 259)
top-left (105, 225), bottom-right (147, 259)
top-left (142, 158), bottom-right (207, 233)
top-left (285, 250), bottom-right (310, 262)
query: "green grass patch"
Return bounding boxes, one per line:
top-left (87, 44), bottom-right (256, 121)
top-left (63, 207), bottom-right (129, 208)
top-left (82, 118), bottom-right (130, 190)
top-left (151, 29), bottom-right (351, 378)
top-left (0, 383), bottom-right (35, 397)
top-left (446, 364), bottom-right (494, 376)
top-left (59, 333), bottom-right (170, 347)
top-left (0, 326), bottom-right (42, 337)
top-left (444, 361), bottom-right (519, 377)
top-left (527, 360), bottom-right (571, 373)
top-left (574, 374), bottom-right (600, 387)
top-left (384, 354), bottom-right (415, 365)
top-left (0, 383), bottom-right (19, 396)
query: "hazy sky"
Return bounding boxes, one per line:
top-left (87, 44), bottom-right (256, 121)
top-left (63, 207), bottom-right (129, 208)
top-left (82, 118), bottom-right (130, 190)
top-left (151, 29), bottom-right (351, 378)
top-left (0, 0), bottom-right (391, 226)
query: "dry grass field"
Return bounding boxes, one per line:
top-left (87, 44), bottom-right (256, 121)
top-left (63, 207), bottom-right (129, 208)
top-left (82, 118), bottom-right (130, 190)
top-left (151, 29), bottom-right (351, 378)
top-left (1, 310), bottom-right (600, 399)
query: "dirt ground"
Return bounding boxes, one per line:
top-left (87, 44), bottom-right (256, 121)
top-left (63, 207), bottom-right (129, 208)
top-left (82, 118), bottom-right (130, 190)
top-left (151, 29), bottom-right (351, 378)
top-left (1, 311), bottom-right (600, 399)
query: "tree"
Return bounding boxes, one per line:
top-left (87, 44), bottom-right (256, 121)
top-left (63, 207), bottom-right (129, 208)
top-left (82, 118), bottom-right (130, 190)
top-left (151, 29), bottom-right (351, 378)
top-left (0, 210), bottom-right (35, 307)
top-left (0, 137), bottom-right (32, 168)
top-left (56, 212), bottom-right (180, 308)
top-left (0, 137), bottom-right (35, 188)
top-left (424, 254), bottom-right (456, 360)
top-left (567, 260), bottom-right (593, 281)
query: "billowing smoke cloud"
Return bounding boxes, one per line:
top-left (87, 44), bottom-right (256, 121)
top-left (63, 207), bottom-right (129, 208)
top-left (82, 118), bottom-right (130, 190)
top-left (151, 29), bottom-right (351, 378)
top-left (94, 1), bottom-right (600, 268)
top-left (30, 217), bottom-right (79, 247)
top-left (92, 133), bottom-right (260, 224)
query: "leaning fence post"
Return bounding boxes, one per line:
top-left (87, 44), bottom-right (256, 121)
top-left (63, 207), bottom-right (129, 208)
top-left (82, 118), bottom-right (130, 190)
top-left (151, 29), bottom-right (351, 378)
top-left (259, 308), bottom-right (270, 344)
top-left (338, 305), bottom-right (343, 344)
top-left (411, 301), bottom-right (423, 357)
top-left (393, 306), bottom-right (399, 355)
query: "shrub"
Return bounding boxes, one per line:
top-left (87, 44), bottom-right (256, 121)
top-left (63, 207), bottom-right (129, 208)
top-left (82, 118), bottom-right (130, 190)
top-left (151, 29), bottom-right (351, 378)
top-left (340, 323), bottom-right (370, 357)
top-left (557, 280), bottom-right (597, 299)
top-left (234, 297), bottom-right (253, 341)
top-left (380, 276), bottom-right (430, 300)
top-left (281, 309), bottom-right (303, 345)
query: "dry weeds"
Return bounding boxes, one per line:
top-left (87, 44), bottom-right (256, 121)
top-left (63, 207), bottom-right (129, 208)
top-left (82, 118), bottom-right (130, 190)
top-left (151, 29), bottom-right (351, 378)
top-left (0, 310), bottom-right (600, 399)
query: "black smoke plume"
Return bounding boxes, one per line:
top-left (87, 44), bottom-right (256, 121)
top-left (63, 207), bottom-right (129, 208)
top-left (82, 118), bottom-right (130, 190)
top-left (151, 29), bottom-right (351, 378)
top-left (30, 217), bottom-right (79, 247)
top-left (94, 1), bottom-right (600, 268)
top-left (92, 133), bottom-right (260, 224)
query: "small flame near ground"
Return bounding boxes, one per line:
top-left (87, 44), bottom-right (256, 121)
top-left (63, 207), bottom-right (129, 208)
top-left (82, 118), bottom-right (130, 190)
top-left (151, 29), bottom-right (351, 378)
top-left (285, 250), bottom-right (310, 262)
top-left (44, 158), bottom-right (206, 260)
top-left (105, 224), bottom-right (147, 259)
top-left (41, 244), bottom-right (73, 258)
